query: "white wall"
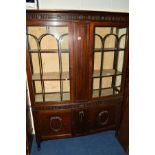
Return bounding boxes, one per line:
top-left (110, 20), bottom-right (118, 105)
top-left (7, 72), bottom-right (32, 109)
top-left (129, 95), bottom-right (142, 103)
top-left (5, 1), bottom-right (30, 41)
top-left (38, 0), bottom-right (129, 12)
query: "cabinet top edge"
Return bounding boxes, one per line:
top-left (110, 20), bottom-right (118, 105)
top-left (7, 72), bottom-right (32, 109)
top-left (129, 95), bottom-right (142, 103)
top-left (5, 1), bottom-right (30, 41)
top-left (26, 10), bottom-right (128, 23)
top-left (26, 9), bottom-right (129, 16)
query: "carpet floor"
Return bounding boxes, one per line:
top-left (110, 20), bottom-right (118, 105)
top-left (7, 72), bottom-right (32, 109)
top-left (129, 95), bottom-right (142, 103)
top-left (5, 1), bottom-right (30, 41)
top-left (31, 130), bottom-right (127, 155)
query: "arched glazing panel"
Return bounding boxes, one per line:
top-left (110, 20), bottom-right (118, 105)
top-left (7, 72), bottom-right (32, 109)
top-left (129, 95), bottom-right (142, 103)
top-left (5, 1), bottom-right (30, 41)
top-left (104, 34), bottom-right (118, 49)
top-left (40, 34), bottom-right (58, 50)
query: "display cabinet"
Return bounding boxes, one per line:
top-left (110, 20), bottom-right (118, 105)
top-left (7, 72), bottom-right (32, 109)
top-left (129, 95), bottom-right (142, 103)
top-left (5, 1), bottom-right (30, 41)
top-left (26, 10), bottom-right (129, 149)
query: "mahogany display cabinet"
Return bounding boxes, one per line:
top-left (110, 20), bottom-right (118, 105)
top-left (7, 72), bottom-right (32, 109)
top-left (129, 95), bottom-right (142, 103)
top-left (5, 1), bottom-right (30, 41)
top-left (26, 10), bottom-right (129, 148)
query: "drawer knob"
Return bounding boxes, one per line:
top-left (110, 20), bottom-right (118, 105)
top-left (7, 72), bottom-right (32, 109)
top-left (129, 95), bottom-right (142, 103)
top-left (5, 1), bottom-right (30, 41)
top-left (98, 110), bottom-right (109, 126)
top-left (50, 116), bottom-right (62, 132)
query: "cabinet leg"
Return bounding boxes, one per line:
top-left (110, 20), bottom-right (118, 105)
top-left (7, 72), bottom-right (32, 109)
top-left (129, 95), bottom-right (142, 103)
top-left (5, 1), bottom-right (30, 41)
top-left (35, 135), bottom-right (41, 151)
top-left (37, 142), bottom-right (41, 151)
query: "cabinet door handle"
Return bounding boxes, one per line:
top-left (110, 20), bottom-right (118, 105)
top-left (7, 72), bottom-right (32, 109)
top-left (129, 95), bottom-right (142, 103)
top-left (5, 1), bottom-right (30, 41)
top-left (79, 111), bottom-right (85, 122)
top-left (98, 110), bottom-right (109, 126)
top-left (49, 116), bottom-right (62, 132)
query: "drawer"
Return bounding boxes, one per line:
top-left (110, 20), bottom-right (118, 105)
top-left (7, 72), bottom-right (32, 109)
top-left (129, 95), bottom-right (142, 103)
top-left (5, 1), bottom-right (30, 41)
top-left (88, 101), bottom-right (121, 132)
top-left (33, 110), bottom-right (72, 139)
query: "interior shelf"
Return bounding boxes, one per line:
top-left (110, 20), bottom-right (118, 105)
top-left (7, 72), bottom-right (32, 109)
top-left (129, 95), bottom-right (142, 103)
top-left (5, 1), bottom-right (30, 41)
top-left (35, 92), bottom-right (70, 102)
top-left (92, 87), bottom-right (120, 97)
top-left (32, 72), bottom-right (70, 80)
top-left (29, 49), bottom-right (70, 53)
top-left (93, 69), bottom-right (122, 78)
top-left (93, 48), bottom-right (125, 52)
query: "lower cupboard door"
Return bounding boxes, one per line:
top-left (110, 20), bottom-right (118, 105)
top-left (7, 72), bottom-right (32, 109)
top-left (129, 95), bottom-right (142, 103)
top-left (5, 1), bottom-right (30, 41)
top-left (33, 109), bottom-right (72, 140)
top-left (88, 103), bottom-right (121, 132)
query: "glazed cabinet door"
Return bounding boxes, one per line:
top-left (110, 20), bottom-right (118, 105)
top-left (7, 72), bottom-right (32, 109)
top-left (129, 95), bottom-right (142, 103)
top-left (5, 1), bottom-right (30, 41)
top-left (89, 23), bottom-right (129, 99)
top-left (26, 22), bottom-right (74, 104)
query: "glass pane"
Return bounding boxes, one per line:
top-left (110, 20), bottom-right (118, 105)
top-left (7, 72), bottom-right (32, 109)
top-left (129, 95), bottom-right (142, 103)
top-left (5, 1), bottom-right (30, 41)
top-left (118, 28), bottom-right (127, 37)
top-left (93, 52), bottom-right (101, 70)
top-left (27, 35), bottom-right (38, 50)
top-left (115, 75), bottom-right (122, 87)
top-left (63, 80), bottom-right (70, 92)
top-left (63, 92), bottom-right (70, 100)
top-left (28, 27), bottom-right (46, 38)
top-left (95, 27), bottom-right (111, 38)
top-left (27, 27), bottom-right (46, 50)
top-left (60, 34), bottom-right (69, 50)
top-left (117, 50), bottom-right (124, 72)
top-left (41, 53), bottom-right (59, 72)
top-left (40, 35), bottom-right (57, 49)
top-left (102, 77), bottom-right (112, 88)
top-left (34, 81), bottom-right (42, 93)
top-left (101, 89), bottom-right (113, 96)
top-left (104, 35), bottom-right (116, 48)
top-left (94, 35), bottom-right (102, 49)
top-left (45, 94), bottom-right (61, 102)
top-left (49, 27), bottom-right (68, 39)
top-left (31, 53), bottom-right (40, 74)
top-left (93, 78), bottom-right (100, 90)
top-left (62, 53), bottom-right (69, 72)
top-left (103, 52), bottom-right (114, 69)
top-left (44, 81), bottom-right (60, 93)
top-left (119, 35), bottom-right (126, 49)
top-left (35, 94), bottom-right (43, 102)
top-left (93, 90), bottom-right (99, 98)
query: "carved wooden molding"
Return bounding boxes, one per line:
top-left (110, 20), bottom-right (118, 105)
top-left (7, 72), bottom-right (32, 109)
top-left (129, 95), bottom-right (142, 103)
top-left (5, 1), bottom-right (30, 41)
top-left (32, 97), bottom-right (122, 111)
top-left (97, 111), bottom-right (109, 126)
top-left (26, 11), bottom-right (128, 22)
